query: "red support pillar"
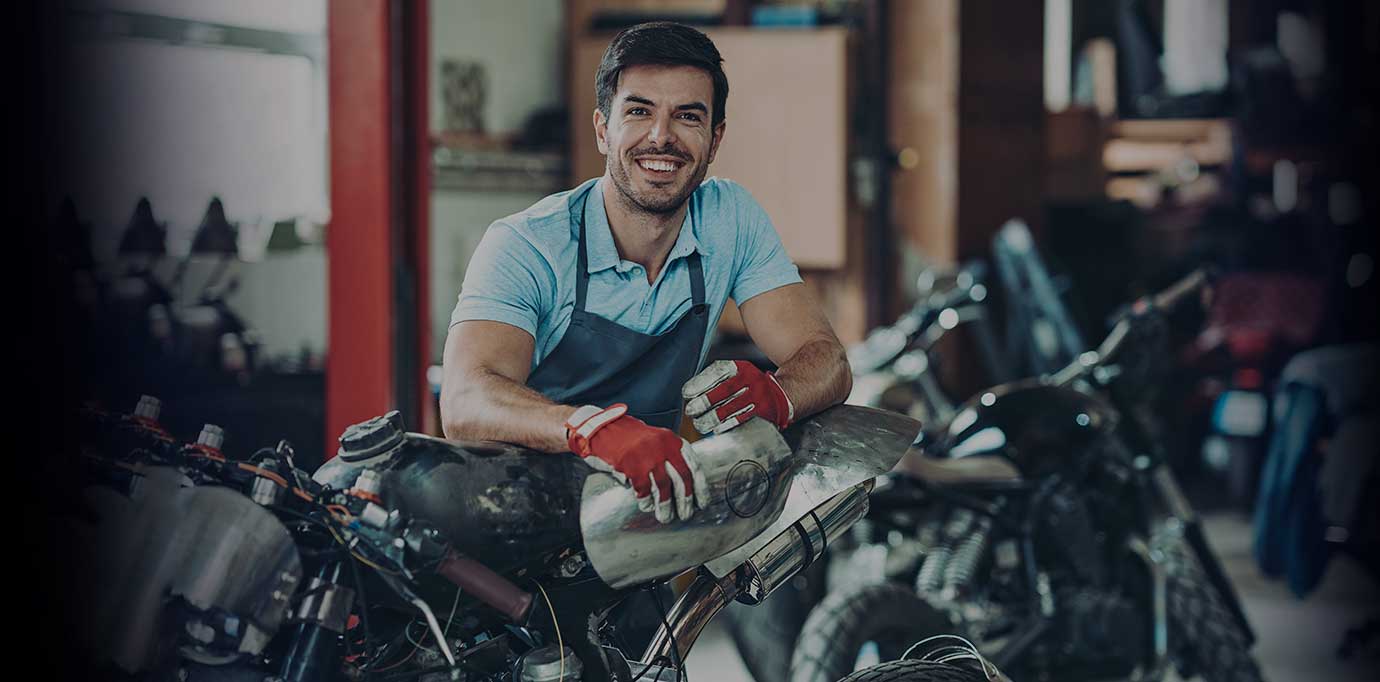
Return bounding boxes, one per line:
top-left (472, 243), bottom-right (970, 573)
top-left (326, 0), bottom-right (430, 457)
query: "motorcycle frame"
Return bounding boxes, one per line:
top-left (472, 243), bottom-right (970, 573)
top-left (872, 461), bottom-right (1172, 677)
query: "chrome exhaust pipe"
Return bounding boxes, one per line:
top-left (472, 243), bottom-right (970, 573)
top-left (642, 483), bottom-right (872, 663)
top-left (735, 482), bottom-right (871, 605)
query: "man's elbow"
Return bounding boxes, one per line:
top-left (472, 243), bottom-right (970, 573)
top-left (833, 343), bottom-right (853, 405)
top-left (440, 381), bottom-right (480, 440)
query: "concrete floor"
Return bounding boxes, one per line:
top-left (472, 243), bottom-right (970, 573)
top-left (683, 513), bottom-right (1378, 682)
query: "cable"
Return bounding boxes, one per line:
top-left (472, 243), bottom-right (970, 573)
top-left (267, 505), bottom-right (328, 529)
top-left (237, 462), bottom-right (289, 488)
top-left (409, 597), bottom-right (458, 669)
top-left (650, 586), bottom-right (684, 682)
top-left (443, 586), bottom-right (462, 635)
top-left (403, 619), bottom-right (436, 654)
top-left (368, 643), bottom-right (417, 674)
top-left (347, 549), bottom-right (375, 662)
top-left (533, 581), bottom-right (564, 682)
top-left (326, 504), bottom-right (354, 523)
top-left (323, 524), bottom-right (398, 575)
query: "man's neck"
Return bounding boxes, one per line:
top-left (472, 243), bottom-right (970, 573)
top-left (600, 175), bottom-right (688, 283)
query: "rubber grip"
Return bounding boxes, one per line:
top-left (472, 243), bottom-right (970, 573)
top-left (436, 551), bottom-right (534, 623)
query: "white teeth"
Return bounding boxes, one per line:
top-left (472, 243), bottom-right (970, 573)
top-left (638, 159), bottom-right (679, 172)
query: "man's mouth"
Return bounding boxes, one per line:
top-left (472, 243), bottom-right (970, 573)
top-left (635, 157), bottom-right (686, 176)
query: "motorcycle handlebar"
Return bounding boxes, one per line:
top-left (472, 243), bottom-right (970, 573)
top-left (1148, 267), bottom-right (1212, 314)
top-left (1051, 267), bottom-right (1211, 387)
top-left (436, 550), bottom-right (535, 623)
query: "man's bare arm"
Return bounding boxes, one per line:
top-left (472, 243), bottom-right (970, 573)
top-left (440, 320), bottom-right (577, 452)
top-left (736, 283), bottom-right (852, 419)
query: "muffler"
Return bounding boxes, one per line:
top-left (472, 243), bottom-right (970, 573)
top-left (641, 482), bottom-right (873, 664)
top-left (735, 482), bottom-right (872, 604)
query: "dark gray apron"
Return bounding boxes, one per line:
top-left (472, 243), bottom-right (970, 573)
top-left (525, 184), bottom-right (709, 654)
top-left (526, 185), bottom-right (709, 430)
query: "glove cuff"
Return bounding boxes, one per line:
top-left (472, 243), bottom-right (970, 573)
top-left (565, 404), bottom-right (628, 456)
top-left (766, 372), bottom-right (795, 428)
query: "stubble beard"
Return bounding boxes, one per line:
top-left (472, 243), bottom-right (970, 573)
top-left (608, 151), bottom-right (708, 216)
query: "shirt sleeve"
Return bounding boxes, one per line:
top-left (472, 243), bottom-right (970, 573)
top-left (728, 182), bottom-right (803, 303)
top-left (448, 221), bottom-right (554, 339)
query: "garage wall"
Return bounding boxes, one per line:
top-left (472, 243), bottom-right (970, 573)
top-left (429, 0), bottom-right (565, 135)
top-left (428, 0), bottom-right (566, 362)
top-left (55, 3), bottom-right (330, 361)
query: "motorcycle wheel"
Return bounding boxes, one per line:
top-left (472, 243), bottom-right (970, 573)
top-left (1160, 531), bottom-right (1265, 682)
top-left (833, 660), bottom-right (991, 682)
top-left (789, 582), bottom-right (955, 682)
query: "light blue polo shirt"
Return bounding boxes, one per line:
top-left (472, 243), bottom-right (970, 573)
top-left (449, 176), bottom-right (802, 370)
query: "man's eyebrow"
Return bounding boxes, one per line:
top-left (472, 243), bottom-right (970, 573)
top-left (621, 95), bottom-right (709, 114)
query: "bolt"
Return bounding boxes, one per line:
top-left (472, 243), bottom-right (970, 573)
top-left (197, 424), bottom-right (225, 449)
top-left (134, 395), bottom-right (161, 420)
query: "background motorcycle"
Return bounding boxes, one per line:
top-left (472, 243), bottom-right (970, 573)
top-left (69, 391), bottom-right (997, 682)
top-left (788, 271), bottom-right (1264, 682)
top-left (724, 261), bottom-right (1006, 682)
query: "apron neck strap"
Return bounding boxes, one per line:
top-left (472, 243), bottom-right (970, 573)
top-left (687, 252), bottom-right (705, 305)
top-left (572, 183), bottom-right (706, 311)
top-left (574, 186), bottom-right (592, 310)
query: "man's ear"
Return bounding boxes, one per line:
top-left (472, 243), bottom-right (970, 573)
top-left (707, 120), bottom-right (726, 165)
top-left (593, 108), bottom-right (609, 155)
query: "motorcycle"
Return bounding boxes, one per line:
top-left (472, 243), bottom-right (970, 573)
top-left (721, 262), bottom-right (1008, 682)
top-left (847, 261), bottom-right (1008, 425)
top-left (69, 391), bottom-right (996, 682)
top-left (789, 270), bottom-right (1264, 682)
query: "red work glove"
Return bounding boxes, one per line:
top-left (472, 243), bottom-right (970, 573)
top-left (682, 360), bottom-right (795, 435)
top-left (565, 404), bottom-right (708, 523)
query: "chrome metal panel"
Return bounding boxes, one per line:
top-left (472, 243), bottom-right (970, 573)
top-left (581, 419), bottom-right (794, 588)
top-left (703, 405), bottom-right (920, 578)
top-left (582, 405), bottom-right (920, 588)
top-left (82, 467), bottom-right (302, 672)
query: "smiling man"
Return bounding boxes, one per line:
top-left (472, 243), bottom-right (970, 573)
top-left (441, 22), bottom-right (851, 525)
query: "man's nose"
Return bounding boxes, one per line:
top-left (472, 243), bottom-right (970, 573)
top-left (647, 111), bottom-right (677, 147)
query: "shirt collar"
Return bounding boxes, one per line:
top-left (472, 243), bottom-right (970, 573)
top-left (581, 178), bottom-right (708, 275)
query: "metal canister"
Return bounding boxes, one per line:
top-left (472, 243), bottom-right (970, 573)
top-left (518, 645), bottom-right (583, 682)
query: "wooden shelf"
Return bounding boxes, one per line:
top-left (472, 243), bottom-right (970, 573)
top-left (432, 145), bottom-right (568, 194)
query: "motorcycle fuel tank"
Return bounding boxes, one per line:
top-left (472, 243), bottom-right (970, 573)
top-left (917, 379), bottom-right (1119, 481)
top-left (314, 405), bottom-right (921, 590)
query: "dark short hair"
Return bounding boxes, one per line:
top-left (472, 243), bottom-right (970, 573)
top-left (595, 22), bottom-right (728, 127)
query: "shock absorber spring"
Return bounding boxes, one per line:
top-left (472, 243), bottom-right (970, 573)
top-left (916, 509), bottom-right (974, 594)
top-left (915, 536), bottom-right (951, 594)
top-left (943, 516), bottom-right (992, 598)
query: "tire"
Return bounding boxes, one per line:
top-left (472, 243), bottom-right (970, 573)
top-left (1160, 530), bottom-right (1265, 682)
top-left (789, 582), bottom-right (955, 682)
top-left (834, 660), bottom-right (991, 682)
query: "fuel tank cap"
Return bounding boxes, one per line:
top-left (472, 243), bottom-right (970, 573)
top-left (338, 410), bottom-right (405, 462)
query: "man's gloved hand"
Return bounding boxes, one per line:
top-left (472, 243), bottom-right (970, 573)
top-left (682, 360), bottom-right (794, 435)
top-left (565, 404), bottom-right (708, 523)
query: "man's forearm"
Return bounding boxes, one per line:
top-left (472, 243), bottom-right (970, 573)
top-left (442, 369), bottom-right (577, 452)
top-left (772, 335), bottom-right (852, 422)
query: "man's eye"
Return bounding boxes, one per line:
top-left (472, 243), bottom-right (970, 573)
top-left (627, 107), bottom-right (648, 116)
top-left (678, 113), bottom-right (702, 122)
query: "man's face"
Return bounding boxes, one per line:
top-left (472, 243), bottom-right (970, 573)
top-left (595, 64), bottom-right (725, 215)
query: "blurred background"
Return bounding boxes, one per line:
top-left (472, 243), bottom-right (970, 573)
top-left (30, 1), bottom-right (1377, 680)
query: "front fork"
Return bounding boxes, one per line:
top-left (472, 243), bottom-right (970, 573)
top-left (1126, 537), bottom-right (1170, 681)
top-left (1147, 463), bottom-right (1256, 644)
